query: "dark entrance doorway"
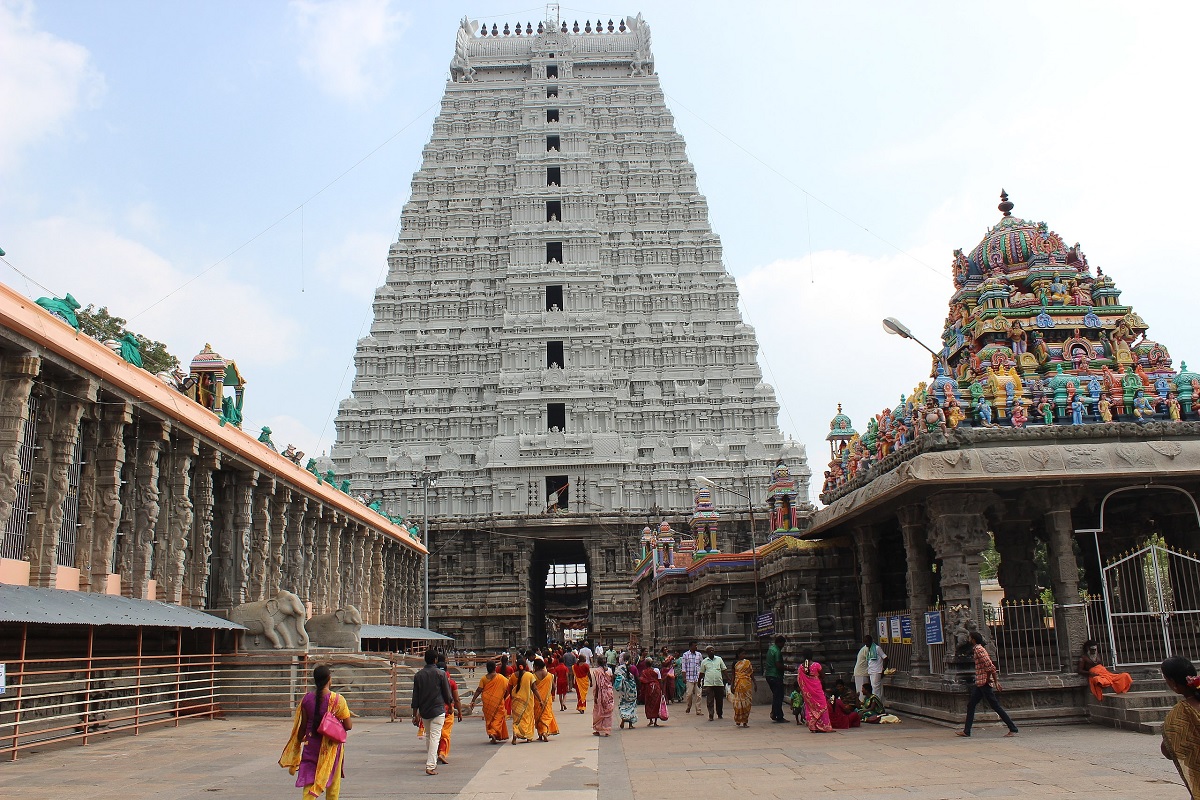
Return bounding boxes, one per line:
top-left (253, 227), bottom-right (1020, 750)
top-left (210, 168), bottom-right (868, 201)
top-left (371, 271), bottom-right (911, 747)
top-left (531, 540), bottom-right (591, 647)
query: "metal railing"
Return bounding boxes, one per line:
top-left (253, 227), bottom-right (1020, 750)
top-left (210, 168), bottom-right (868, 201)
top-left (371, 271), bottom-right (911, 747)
top-left (0, 630), bottom-right (218, 761)
top-left (877, 608), bottom-right (914, 674)
top-left (984, 599), bottom-right (1062, 675)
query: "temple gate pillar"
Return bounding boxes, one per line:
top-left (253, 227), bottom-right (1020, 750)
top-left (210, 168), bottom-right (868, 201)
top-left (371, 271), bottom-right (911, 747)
top-left (27, 380), bottom-right (95, 588)
top-left (301, 503), bottom-right (319, 606)
top-left (328, 517), bottom-right (344, 610)
top-left (0, 354), bottom-right (39, 533)
top-left (852, 523), bottom-right (882, 638)
top-left (346, 526), bottom-right (363, 610)
top-left (123, 419), bottom-right (168, 599)
top-left (267, 487), bottom-right (290, 596)
top-left (368, 533), bottom-right (385, 623)
top-left (73, 413), bottom-right (98, 589)
top-left (248, 476), bottom-right (275, 603)
top-left (993, 502), bottom-right (1039, 603)
top-left (896, 504), bottom-right (933, 674)
top-left (284, 496), bottom-right (309, 596)
top-left (87, 399), bottom-right (130, 593)
top-left (155, 435), bottom-right (196, 604)
top-left (209, 471), bottom-right (236, 608)
top-left (340, 530), bottom-right (354, 609)
top-left (1033, 488), bottom-right (1087, 667)
top-left (183, 448), bottom-right (220, 608)
top-left (926, 491), bottom-right (993, 633)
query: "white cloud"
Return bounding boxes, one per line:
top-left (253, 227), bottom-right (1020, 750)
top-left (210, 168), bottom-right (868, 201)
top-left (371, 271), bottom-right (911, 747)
top-left (289, 0), bottom-right (410, 100)
top-left (3, 216), bottom-right (303, 369)
top-left (0, 0), bottom-right (105, 173)
top-left (738, 245), bottom-right (954, 505)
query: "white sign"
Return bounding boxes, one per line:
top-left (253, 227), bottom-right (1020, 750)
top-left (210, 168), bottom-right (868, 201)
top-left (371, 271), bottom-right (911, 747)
top-left (0, 663), bottom-right (6, 695)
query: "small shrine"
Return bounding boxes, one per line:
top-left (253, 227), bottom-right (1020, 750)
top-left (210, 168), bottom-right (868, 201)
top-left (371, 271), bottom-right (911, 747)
top-left (764, 458), bottom-right (802, 536)
top-left (823, 191), bottom-right (1195, 496)
top-left (187, 343), bottom-right (247, 428)
top-left (689, 487), bottom-right (720, 554)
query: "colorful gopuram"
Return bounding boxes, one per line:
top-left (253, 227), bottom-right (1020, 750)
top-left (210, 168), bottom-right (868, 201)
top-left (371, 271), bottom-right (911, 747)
top-left (823, 191), bottom-right (1195, 498)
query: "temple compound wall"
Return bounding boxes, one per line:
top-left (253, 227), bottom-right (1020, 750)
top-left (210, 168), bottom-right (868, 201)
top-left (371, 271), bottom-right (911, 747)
top-left (329, 13), bottom-right (811, 648)
top-left (0, 281), bottom-right (426, 626)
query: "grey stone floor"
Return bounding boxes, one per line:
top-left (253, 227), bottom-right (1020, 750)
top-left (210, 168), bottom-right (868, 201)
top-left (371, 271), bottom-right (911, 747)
top-left (0, 702), bottom-right (1185, 799)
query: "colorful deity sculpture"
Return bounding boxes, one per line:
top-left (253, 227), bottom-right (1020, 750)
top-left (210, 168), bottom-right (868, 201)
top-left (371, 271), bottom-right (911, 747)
top-left (655, 520), bottom-right (676, 568)
top-left (690, 487), bottom-right (720, 554)
top-left (640, 525), bottom-right (656, 561)
top-left (765, 458), bottom-right (801, 536)
top-left (1010, 400), bottom-right (1028, 428)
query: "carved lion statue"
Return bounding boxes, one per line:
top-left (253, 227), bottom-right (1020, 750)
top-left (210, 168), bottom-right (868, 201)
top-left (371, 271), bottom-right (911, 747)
top-left (230, 590), bottom-right (309, 650)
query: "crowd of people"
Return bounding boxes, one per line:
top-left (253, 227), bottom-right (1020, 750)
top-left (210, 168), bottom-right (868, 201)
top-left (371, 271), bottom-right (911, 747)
top-left (276, 638), bottom-right (1200, 798)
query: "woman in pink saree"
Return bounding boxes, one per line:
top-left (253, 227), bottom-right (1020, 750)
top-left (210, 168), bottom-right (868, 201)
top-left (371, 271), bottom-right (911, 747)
top-left (591, 657), bottom-right (615, 736)
top-left (796, 654), bottom-right (833, 733)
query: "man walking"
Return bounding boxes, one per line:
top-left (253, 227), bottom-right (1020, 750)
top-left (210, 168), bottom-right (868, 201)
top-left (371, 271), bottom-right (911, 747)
top-left (957, 631), bottom-right (1018, 738)
top-left (412, 648), bottom-right (455, 775)
top-left (765, 635), bottom-right (786, 722)
top-left (699, 645), bottom-right (728, 721)
top-left (679, 640), bottom-right (704, 715)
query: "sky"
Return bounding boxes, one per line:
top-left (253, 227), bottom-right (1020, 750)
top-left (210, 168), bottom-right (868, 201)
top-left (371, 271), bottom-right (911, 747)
top-left (3, 0), bottom-right (1199, 508)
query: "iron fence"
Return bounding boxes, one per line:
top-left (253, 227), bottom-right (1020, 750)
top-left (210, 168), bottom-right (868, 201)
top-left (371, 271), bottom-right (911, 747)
top-left (984, 599), bottom-right (1062, 675)
top-left (0, 629), bottom-right (218, 761)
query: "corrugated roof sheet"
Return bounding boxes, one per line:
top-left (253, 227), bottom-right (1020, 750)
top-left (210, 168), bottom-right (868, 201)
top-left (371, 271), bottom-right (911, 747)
top-left (0, 584), bottom-right (246, 630)
top-left (359, 624), bottom-right (452, 641)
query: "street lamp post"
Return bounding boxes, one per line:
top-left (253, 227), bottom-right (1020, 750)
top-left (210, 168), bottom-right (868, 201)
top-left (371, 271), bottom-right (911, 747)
top-left (412, 469), bottom-right (437, 631)
top-left (882, 317), bottom-right (941, 359)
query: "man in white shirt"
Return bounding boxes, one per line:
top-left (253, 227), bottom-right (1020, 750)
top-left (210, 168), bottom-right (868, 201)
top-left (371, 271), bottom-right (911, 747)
top-left (699, 646), bottom-right (728, 721)
top-left (679, 640), bottom-right (704, 715)
top-left (578, 643), bottom-right (593, 663)
top-left (856, 634), bottom-right (888, 703)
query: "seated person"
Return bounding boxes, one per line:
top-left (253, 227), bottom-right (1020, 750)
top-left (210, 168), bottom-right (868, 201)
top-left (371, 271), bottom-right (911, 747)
top-left (829, 679), bottom-right (861, 729)
top-left (1077, 640), bottom-right (1133, 702)
top-left (859, 681), bottom-right (886, 724)
top-left (789, 688), bottom-right (804, 725)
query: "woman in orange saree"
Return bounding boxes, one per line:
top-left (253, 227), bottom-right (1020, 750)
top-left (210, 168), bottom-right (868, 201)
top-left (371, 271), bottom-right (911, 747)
top-left (468, 661), bottom-right (509, 743)
top-left (573, 659), bottom-right (591, 713)
top-left (507, 659), bottom-right (536, 744)
top-left (532, 658), bottom-right (560, 741)
top-left (1077, 640), bottom-right (1133, 702)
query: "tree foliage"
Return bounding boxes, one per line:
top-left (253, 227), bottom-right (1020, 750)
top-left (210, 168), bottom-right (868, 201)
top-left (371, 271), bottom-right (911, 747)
top-left (76, 305), bottom-right (180, 375)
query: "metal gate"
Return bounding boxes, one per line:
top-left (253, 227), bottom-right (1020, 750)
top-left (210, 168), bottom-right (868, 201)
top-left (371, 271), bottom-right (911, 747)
top-left (1101, 540), bottom-right (1200, 666)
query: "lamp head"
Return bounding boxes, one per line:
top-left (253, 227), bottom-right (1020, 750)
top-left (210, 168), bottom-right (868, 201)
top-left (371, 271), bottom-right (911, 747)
top-left (882, 317), bottom-right (913, 339)
top-left (693, 475), bottom-right (718, 489)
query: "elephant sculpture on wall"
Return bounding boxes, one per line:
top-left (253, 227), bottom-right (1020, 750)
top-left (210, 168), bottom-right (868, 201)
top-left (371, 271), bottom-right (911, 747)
top-left (307, 605), bottom-right (364, 650)
top-left (230, 589), bottom-right (309, 650)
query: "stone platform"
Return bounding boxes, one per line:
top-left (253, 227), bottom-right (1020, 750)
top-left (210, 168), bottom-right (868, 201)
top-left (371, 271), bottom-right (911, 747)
top-left (0, 696), bottom-right (1184, 799)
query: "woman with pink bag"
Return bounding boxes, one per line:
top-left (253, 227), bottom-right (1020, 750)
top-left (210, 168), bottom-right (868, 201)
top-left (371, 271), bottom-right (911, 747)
top-left (280, 665), bottom-right (353, 799)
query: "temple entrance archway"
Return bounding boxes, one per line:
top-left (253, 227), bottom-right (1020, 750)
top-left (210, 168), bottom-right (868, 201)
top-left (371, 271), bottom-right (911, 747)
top-left (530, 540), bottom-right (591, 647)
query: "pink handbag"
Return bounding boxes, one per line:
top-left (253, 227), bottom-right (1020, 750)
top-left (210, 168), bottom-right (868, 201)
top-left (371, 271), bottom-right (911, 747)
top-left (317, 692), bottom-right (347, 743)
top-left (659, 695), bottom-right (669, 720)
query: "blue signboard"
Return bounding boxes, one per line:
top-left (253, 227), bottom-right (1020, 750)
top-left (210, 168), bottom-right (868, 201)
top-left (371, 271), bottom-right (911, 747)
top-left (924, 610), bottom-right (944, 646)
top-left (900, 614), bottom-right (913, 645)
top-left (755, 612), bottom-right (775, 637)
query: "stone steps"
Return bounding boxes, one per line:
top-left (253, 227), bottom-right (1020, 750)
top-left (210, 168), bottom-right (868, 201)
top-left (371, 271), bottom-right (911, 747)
top-left (1086, 688), bottom-right (1175, 735)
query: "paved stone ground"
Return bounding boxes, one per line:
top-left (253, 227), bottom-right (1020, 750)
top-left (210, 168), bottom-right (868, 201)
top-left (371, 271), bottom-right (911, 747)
top-left (0, 702), bottom-right (1186, 799)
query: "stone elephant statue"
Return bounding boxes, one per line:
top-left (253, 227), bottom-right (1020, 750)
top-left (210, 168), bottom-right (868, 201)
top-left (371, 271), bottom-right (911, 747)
top-left (230, 590), bottom-right (309, 650)
top-left (307, 606), bottom-right (364, 650)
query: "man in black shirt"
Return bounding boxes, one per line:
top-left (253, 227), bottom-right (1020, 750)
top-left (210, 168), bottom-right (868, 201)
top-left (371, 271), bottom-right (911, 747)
top-left (411, 648), bottom-right (454, 775)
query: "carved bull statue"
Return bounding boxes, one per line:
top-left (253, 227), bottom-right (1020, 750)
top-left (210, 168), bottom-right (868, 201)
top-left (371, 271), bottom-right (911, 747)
top-left (230, 590), bottom-right (309, 650)
top-left (306, 606), bottom-right (364, 650)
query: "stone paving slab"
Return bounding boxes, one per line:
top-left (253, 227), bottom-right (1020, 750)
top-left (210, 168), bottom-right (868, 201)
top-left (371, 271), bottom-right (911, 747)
top-left (0, 702), bottom-right (1188, 799)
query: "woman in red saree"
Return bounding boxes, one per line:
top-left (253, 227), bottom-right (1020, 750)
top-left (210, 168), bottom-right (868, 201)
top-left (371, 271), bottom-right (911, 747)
top-left (660, 648), bottom-right (676, 704)
top-left (467, 661), bottom-right (509, 743)
top-left (796, 654), bottom-right (832, 733)
top-left (1078, 640), bottom-right (1133, 702)
top-left (573, 659), bottom-right (591, 713)
top-left (639, 658), bottom-right (664, 727)
top-left (592, 660), bottom-right (615, 736)
top-left (552, 658), bottom-right (570, 711)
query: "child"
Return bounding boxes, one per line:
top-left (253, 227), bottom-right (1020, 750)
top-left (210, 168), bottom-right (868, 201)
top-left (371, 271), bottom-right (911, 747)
top-left (789, 688), bottom-right (804, 725)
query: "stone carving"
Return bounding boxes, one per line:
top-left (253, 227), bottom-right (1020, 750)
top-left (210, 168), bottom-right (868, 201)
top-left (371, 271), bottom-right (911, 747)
top-left (184, 449), bottom-right (219, 607)
top-left (267, 488), bottom-right (289, 597)
top-left (126, 426), bottom-right (166, 599)
top-left (306, 605), bottom-right (364, 649)
top-left (1149, 441), bottom-right (1183, 460)
top-left (285, 497), bottom-right (308, 597)
top-left (231, 471), bottom-right (256, 605)
top-left (157, 439), bottom-right (196, 603)
top-left (230, 589), bottom-right (309, 650)
top-left (89, 400), bottom-right (129, 592)
top-left (1063, 445), bottom-right (1107, 470)
top-left (0, 356), bottom-right (39, 537)
top-left (1114, 443), bottom-right (1151, 467)
top-left (370, 535), bottom-right (385, 624)
top-left (982, 451), bottom-right (1022, 473)
top-left (247, 477), bottom-right (274, 602)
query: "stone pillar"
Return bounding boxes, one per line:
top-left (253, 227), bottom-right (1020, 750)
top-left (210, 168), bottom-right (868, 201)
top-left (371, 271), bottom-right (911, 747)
top-left (155, 436), bottom-right (196, 604)
top-left (328, 518), bottom-right (343, 609)
top-left (27, 380), bottom-right (95, 588)
top-left (183, 448), bottom-right (220, 608)
top-left (852, 523), bottom-right (882, 638)
top-left (346, 527), bottom-right (362, 610)
top-left (994, 509), bottom-right (1039, 603)
top-left (230, 470), bottom-right (258, 606)
top-left (87, 399), bottom-right (130, 592)
top-left (248, 476), bottom-right (275, 602)
top-left (897, 504), bottom-right (933, 674)
top-left (210, 471), bottom-right (236, 608)
top-left (315, 511), bottom-right (334, 613)
top-left (926, 491), bottom-right (995, 660)
top-left (369, 534), bottom-right (385, 624)
top-left (73, 415), bottom-right (98, 586)
top-left (285, 496), bottom-right (308, 596)
top-left (267, 487), bottom-right (290, 596)
top-left (1039, 491), bottom-right (1088, 668)
top-left (122, 419), bottom-right (168, 599)
top-left (301, 503), bottom-right (319, 606)
top-left (0, 354), bottom-right (39, 532)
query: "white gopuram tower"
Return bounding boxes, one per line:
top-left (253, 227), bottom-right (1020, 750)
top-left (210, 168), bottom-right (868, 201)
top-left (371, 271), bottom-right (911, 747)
top-left (332, 10), bottom-right (811, 647)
